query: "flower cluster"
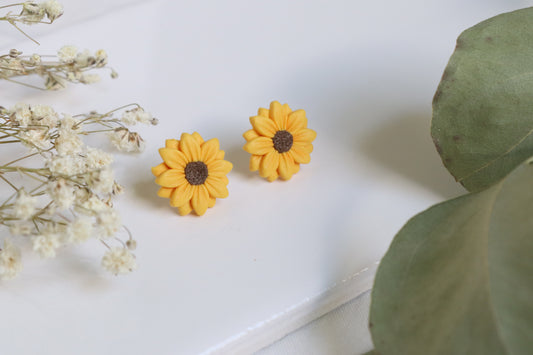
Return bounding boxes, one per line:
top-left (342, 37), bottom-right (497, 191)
top-left (0, 46), bottom-right (115, 90)
top-left (0, 1), bottom-right (63, 25)
top-left (0, 104), bottom-right (156, 279)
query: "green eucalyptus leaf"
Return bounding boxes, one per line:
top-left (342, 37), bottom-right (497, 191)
top-left (431, 7), bottom-right (533, 192)
top-left (369, 159), bottom-right (533, 355)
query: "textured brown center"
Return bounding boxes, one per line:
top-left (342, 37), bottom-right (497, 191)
top-left (272, 130), bottom-right (293, 153)
top-left (185, 161), bottom-right (208, 185)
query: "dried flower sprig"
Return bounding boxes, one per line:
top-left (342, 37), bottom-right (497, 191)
top-left (0, 103), bottom-right (157, 279)
top-left (0, 46), bottom-right (116, 90)
top-left (0, 1), bottom-right (64, 44)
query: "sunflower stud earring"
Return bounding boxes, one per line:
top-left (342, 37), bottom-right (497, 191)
top-left (243, 101), bottom-right (316, 181)
top-left (152, 132), bottom-right (232, 216)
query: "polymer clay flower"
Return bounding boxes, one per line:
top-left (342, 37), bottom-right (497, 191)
top-left (152, 132), bottom-right (232, 216)
top-left (243, 101), bottom-right (316, 181)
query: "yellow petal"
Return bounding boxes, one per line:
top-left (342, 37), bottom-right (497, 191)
top-left (250, 116), bottom-right (277, 137)
top-left (205, 178), bottom-right (229, 198)
top-left (180, 133), bottom-right (201, 161)
top-left (208, 160), bottom-right (233, 176)
top-left (292, 163), bottom-right (301, 174)
top-left (293, 142), bottom-right (313, 154)
top-left (269, 101), bottom-right (285, 130)
top-left (155, 169), bottom-right (186, 188)
top-left (201, 138), bottom-right (220, 165)
top-left (151, 163), bottom-right (169, 177)
top-left (216, 150), bottom-right (225, 160)
top-left (159, 148), bottom-right (188, 169)
top-left (165, 139), bottom-right (179, 149)
top-left (290, 146), bottom-right (311, 164)
top-left (206, 174), bottom-right (229, 186)
top-left (278, 153), bottom-right (295, 180)
top-left (157, 187), bottom-right (173, 198)
top-left (243, 129), bottom-right (259, 141)
top-left (243, 137), bottom-right (274, 155)
top-left (282, 103), bottom-right (292, 117)
top-left (170, 183), bottom-right (193, 207)
top-left (192, 185), bottom-right (209, 216)
top-left (287, 110), bottom-right (307, 132)
top-left (249, 155), bottom-right (261, 171)
top-left (208, 197), bottom-right (216, 208)
top-left (192, 132), bottom-right (204, 145)
top-left (258, 108), bottom-right (269, 117)
top-left (260, 150), bottom-right (280, 178)
top-left (292, 128), bottom-right (317, 144)
top-left (266, 172), bottom-right (279, 182)
top-left (178, 202), bottom-right (192, 216)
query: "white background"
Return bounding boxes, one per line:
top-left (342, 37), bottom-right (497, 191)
top-left (0, 1), bottom-right (529, 354)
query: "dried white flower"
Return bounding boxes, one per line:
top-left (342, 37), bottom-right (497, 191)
top-left (41, 0), bottom-right (63, 21)
top-left (94, 49), bottom-right (108, 67)
top-left (0, 240), bottom-right (23, 280)
top-left (101, 247), bottom-right (136, 275)
top-left (11, 103), bottom-right (32, 126)
top-left (88, 168), bottom-right (115, 194)
top-left (120, 107), bottom-right (153, 125)
top-left (13, 189), bottom-right (37, 220)
top-left (31, 104), bottom-right (59, 128)
top-left (9, 221), bottom-right (33, 236)
top-left (20, 2), bottom-right (45, 24)
top-left (57, 45), bottom-right (78, 63)
top-left (67, 217), bottom-right (93, 243)
top-left (47, 154), bottom-right (85, 176)
top-left (96, 209), bottom-right (121, 238)
top-left (80, 195), bottom-right (108, 213)
top-left (79, 73), bottom-right (100, 84)
top-left (19, 128), bottom-right (52, 150)
top-left (85, 148), bottom-right (113, 169)
top-left (32, 231), bottom-right (61, 258)
top-left (47, 178), bottom-right (75, 210)
top-left (55, 126), bottom-right (84, 155)
top-left (108, 128), bottom-right (145, 152)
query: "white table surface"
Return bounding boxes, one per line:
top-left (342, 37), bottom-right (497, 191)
top-left (0, 1), bottom-right (526, 354)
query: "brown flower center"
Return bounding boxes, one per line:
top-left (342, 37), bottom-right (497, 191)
top-left (185, 161), bottom-right (208, 185)
top-left (272, 130), bottom-right (293, 153)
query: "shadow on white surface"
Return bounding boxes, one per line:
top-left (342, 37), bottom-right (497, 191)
top-left (359, 114), bottom-right (466, 199)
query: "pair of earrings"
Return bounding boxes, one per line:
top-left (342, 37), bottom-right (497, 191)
top-left (151, 101), bottom-right (317, 216)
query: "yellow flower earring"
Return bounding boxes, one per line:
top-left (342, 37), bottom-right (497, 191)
top-left (152, 132), bottom-right (232, 216)
top-left (243, 101), bottom-right (316, 181)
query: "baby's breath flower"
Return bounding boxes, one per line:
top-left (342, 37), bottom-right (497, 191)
top-left (57, 45), bottom-right (78, 63)
top-left (9, 221), bottom-right (33, 236)
top-left (96, 208), bottom-right (121, 238)
top-left (0, 240), bottom-right (23, 280)
top-left (20, 2), bottom-right (46, 24)
top-left (108, 128), bottom-right (146, 152)
top-left (79, 73), bottom-right (100, 84)
top-left (101, 247), bottom-right (136, 275)
top-left (31, 104), bottom-right (59, 128)
top-left (67, 217), bottom-right (93, 243)
top-left (47, 178), bottom-right (75, 210)
top-left (55, 126), bottom-right (84, 155)
top-left (41, 0), bottom-right (64, 22)
top-left (94, 49), bottom-right (108, 67)
top-left (32, 231), bottom-right (61, 258)
top-left (13, 189), bottom-right (37, 220)
top-left (20, 128), bottom-right (52, 150)
top-left (88, 168), bottom-right (115, 194)
top-left (120, 107), bottom-right (154, 126)
top-left (47, 154), bottom-right (85, 176)
top-left (85, 148), bottom-right (113, 169)
top-left (11, 103), bottom-right (32, 126)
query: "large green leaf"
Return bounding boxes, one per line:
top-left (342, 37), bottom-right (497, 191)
top-left (369, 159), bottom-right (533, 355)
top-left (431, 7), bottom-right (533, 192)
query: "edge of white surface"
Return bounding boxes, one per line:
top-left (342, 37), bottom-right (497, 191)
top-left (202, 261), bottom-right (380, 355)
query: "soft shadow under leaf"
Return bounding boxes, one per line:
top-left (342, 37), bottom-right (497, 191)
top-left (369, 158), bottom-right (533, 354)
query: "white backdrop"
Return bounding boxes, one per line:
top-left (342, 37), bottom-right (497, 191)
top-left (0, 1), bottom-right (529, 354)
